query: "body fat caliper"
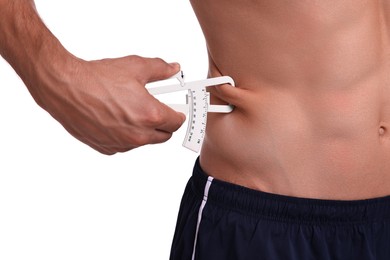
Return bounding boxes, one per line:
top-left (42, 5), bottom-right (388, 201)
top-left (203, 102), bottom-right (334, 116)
top-left (147, 71), bottom-right (235, 152)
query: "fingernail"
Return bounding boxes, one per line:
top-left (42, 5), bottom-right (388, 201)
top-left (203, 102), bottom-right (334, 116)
top-left (179, 112), bottom-right (186, 122)
top-left (169, 62), bottom-right (180, 69)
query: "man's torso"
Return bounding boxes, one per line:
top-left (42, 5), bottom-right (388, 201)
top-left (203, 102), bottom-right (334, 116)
top-left (192, 0), bottom-right (390, 200)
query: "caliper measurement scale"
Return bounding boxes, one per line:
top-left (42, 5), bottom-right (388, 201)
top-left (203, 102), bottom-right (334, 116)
top-left (187, 88), bottom-right (207, 148)
top-left (147, 72), bottom-right (235, 152)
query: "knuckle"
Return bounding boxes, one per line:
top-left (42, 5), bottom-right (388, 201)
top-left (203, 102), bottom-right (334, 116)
top-left (152, 57), bottom-right (165, 65)
top-left (161, 132), bottom-right (173, 142)
top-left (129, 55), bottom-right (146, 67)
top-left (132, 133), bottom-right (151, 147)
top-left (142, 106), bottom-right (165, 126)
top-left (92, 145), bottom-right (116, 155)
top-left (102, 150), bottom-right (116, 156)
top-left (129, 55), bottom-right (142, 62)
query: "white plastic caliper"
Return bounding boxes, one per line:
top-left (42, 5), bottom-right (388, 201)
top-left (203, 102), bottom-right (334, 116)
top-left (147, 71), bottom-right (235, 152)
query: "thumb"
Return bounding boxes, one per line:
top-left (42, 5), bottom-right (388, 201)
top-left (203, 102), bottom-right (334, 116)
top-left (139, 57), bottom-right (180, 83)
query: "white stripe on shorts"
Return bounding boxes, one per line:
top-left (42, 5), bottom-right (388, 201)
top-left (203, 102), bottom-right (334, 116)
top-left (191, 176), bottom-right (214, 260)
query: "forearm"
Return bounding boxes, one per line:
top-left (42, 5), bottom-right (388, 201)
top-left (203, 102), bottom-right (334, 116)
top-left (0, 0), bottom-right (75, 107)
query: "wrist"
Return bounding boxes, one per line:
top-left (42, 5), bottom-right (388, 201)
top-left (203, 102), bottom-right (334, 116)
top-left (0, 0), bottom-right (80, 108)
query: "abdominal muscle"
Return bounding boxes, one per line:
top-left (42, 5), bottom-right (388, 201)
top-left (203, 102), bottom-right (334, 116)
top-left (193, 0), bottom-right (390, 200)
top-left (201, 69), bottom-right (390, 200)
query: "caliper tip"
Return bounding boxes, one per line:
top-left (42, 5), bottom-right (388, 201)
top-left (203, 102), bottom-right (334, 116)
top-left (178, 71), bottom-right (185, 87)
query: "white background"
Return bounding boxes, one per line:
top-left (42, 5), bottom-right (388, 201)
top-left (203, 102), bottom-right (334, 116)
top-left (0, 1), bottom-right (207, 259)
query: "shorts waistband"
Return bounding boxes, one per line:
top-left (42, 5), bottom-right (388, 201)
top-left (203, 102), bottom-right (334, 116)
top-left (192, 158), bottom-right (390, 225)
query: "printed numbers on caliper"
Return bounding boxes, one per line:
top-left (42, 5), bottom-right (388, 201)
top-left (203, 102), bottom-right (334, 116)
top-left (147, 71), bottom-right (235, 152)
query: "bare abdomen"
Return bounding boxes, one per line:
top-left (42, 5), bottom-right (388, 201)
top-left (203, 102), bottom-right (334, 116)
top-left (200, 72), bottom-right (390, 200)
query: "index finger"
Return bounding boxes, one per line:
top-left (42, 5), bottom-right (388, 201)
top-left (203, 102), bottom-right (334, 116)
top-left (153, 101), bottom-right (187, 133)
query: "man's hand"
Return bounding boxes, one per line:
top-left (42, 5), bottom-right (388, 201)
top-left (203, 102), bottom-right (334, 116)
top-left (41, 56), bottom-right (186, 154)
top-left (0, 0), bottom-right (185, 154)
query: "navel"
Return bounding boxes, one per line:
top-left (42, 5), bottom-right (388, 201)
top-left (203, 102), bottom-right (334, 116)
top-left (379, 126), bottom-right (386, 136)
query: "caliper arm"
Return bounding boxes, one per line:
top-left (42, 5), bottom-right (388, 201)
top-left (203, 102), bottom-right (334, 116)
top-left (147, 71), bottom-right (235, 152)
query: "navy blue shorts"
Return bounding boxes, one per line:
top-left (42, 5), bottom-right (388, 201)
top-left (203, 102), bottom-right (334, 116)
top-left (170, 158), bottom-right (390, 260)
